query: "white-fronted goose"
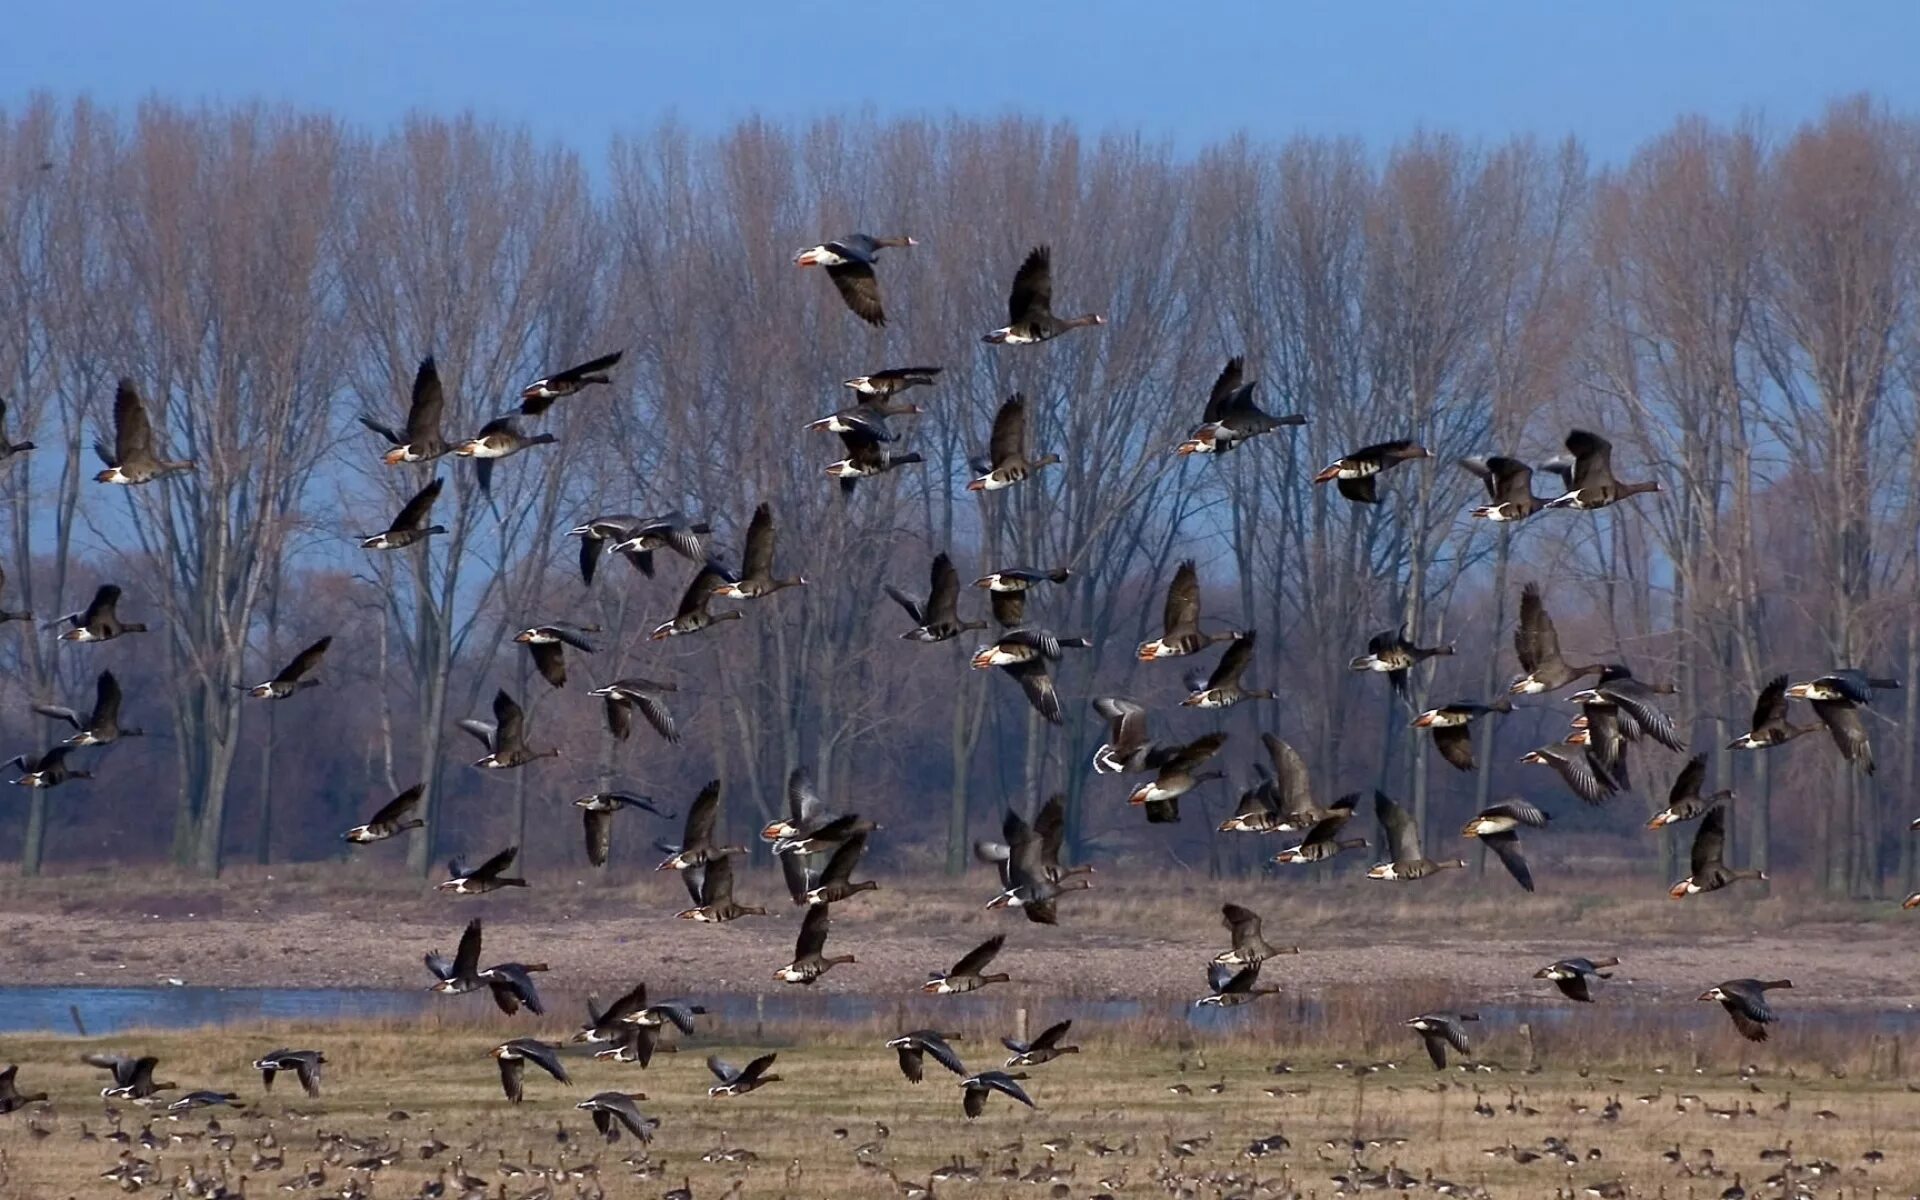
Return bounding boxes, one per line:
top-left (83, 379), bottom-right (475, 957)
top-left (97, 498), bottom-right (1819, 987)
top-left (775, 903), bottom-right (854, 984)
top-left (845, 366), bottom-right (941, 397)
top-left (566, 513), bottom-right (640, 584)
top-left (1127, 732), bottom-right (1228, 824)
top-left (1461, 800), bottom-right (1549, 892)
top-left (243, 636), bottom-right (331, 699)
top-left (35, 669), bottom-right (142, 745)
top-left (707, 1052), bottom-right (781, 1097)
top-left (360, 357), bottom-right (448, 464)
top-left (1349, 627), bottom-right (1454, 696)
top-left (1213, 903), bottom-right (1296, 966)
top-left (1534, 956), bottom-right (1618, 1003)
top-left (1461, 455), bottom-right (1545, 522)
top-left (773, 810), bottom-right (881, 857)
top-left (1183, 632), bottom-right (1274, 707)
top-left (1002, 1020), bottom-right (1077, 1068)
top-left (802, 832), bottom-right (879, 905)
top-left (1786, 670), bottom-right (1895, 775)
top-left (888, 1031), bottom-right (966, 1083)
top-left (713, 503), bottom-right (805, 599)
top-left (1090, 697), bottom-right (1168, 774)
top-left (253, 1049), bottom-right (325, 1097)
top-left (577, 1091), bottom-right (658, 1142)
top-left (1176, 357), bottom-right (1304, 455)
top-left (344, 784), bottom-right (425, 843)
top-left (1412, 699), bottom-right (1510, 771)
top-left (972, 566), bottom-right (1071, 592)
top-left (657, 781), bottom-right (744, 870)
top-left (458, 689), bottom-right (557, 769)
top-left (889, 553), bottom-right (985, 642)
top-left (650, 563), bottom-right (743, 640)
top-left (588, 677), bottom-right (678, 744)
top-left (1509, 583), bottom-right (1605, 693)
top-left (1519, 741), bottom-right (1615, 806)
top-left (55, 584), bottom-right (148, 643)
top-left (1406, 1012), bottom-right (1478, 1070)
top-left (453, 417), bottom-right (555, 495)
top-left (764, 767), bottom-right (836, 843)
top-left (513, 622), bottom-right (596, 688)
top-left (979, 803), bottom-right (1089, 924)
top-left (1646, 755), bottom-right (1731, 828)
top-left (571, 982), bottom-right (653, 1047)
top-left (83, 1053), bottom-right (176, 1100)
top-left (805, 396), bottom-right (921, 441)
top-left (1272, 794), bottom-right (1367, 864)
top-left (1569, 665), bottom-right (1686, 752)
top-left (436, 845), bottom-right (528, 895)
top-left (1542, 430), bottom-right (1659, 509)
top-left (360, 477), bottom-right (446, 550)
top-left (1369, 791), bottom-right (1465, 881)
top-left (972, 629), bottom-right (1089, 725)
top-left (795, 234), bottom-right (916, 326)
top-left (576, 791), bottom-right (672, 868)
top-left (1669, 805), bottom-right (1765, 898)
top-left (1313, 439), bottom-right (1431, 503)
top-left (479, 959), bottom-right (549, 1017)
top-left (1195, 960), bottom-right (1278, 1007)
top-left (95, 380), bottom-right (194, 484)
top-left (492, 1039), bottom-right (569, 1104)
top-left (1728, 675), bottom-right (1820, 750)
top-left (8, 745), bottom-right (91, 789)
top-left (166, 1089), bottom-right (240, 1114)
top-left (1138, 560), bottom-right (1238, 659)
top-left (589, 512), bottom-right (711, 580)
top-left (424, 918), bottom-right (486, 995)
top-left (520, 350), bottom-right (623, 414)
top-left (0, 563), bottom-right (30, 623)
top-left (1219, 733), bottom-right (1322, 833)
top-left (924, 934), bottom-right (1009, 994)
top-left (1699, 979), bottom-right (1790, 1042)
top-left (676, 854), bottom-right (767, 922)
top-left (967, 393), bottom-right (1059, 491)
top-left (0, 398), bottom-right (36, 465)
top-left (824, 423), bottom-right (923, 493)
top-left (960, 1069), bottom-right (1034, 1118)
top-left (982, 246), bottom-right (1103, 344)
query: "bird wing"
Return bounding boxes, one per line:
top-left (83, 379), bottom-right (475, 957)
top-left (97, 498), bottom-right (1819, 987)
top-left (1162, 560), bottom-right (1201, 635)
top-left (1689, 804), bottom-right (1728, 876)
top-left (987, 394), bottom-right (1027, 466)
top-left (674, 565), bottom-right (725, 619)
top-left (950, 934), bottom-right (1005, 977)
top-left (921, 1034), bottom-right (966, 1076)
top-left (405, 357), bottom-right (446, 443)
top-left (1205, 632), bottom-right (1255, 689)
top-left (738, 1053), bottom-right (778, 1085)
top-left (529, 642), bottom-right (566, 688)
top-left (1514, 583), bottom-right (1559, 672)
top-left (391, 477), bottom-right (444, 531)
top-left (1164, 732), bottom-right (1228, 774)
top-left (786, 768), bottom-right (826, 826)
top-left (472, 845), bottom-right (518, 883)
top-left (1094, 697), bottom-right (1148, 758)
top-left (742, 503), bottom-right (776, 579)
top-left (455, 719), bottom-right (496, 752)
top-left (1603, 685), bottom-right (1685, 751)
top-left (1563, 429), bottom-right (1614, 488)
top-left (986, 1073), bottom-right (1035, 1107)
top-left (1487, 455), bottom-right (1534, 502)
top-left (1752, 675), bottom-right (1790, 730)
top-left (1007, 245), bottom-right (1052, 325)
top-left (1813, 699), bottom-right (1873, 771)
top-left (701, 853), bottom-right (739, 906)
top-left (497, 1055), bottom-right (525, 1103)
top-left (1034, 793), bottom-right (1067, 867)
top-left (1007, 658), bottom-right (1062, 725)
top-left (1202, 356), bottom-right (1244, 422)
top-left (684, 780), bottom-right (722, 845)
top-left (1263, 734), bottom-right (1314, 815)
top-left (548, 350), bottom-right (622, 385)
top-left (1432, 726), bottom-right (1476, 771)
top-left (1222, 903), bottom-right (1263, 950)
top-left (1375, 791), bottom-right (1420, 862)
top-left (825, 260), bottom-right (886, 326)
top-left (794, 902), bottom-right (831, 958)
top-left (1419, 1031), bottom-right (1449, 1070)
top-left (818, 832), bottom-right (867, 886)
top-left (112, 379), bottom-right (156, 463)
top-left (1335, 475), bottom-right (1378, 504)
top-left (451, 918), bottom-right (483, 979)
top-left (1482, 831), bottom-right (1533, 892)
top-left (1550, 746), bottom-right (1613, 805)
top-left (276, 636), bottom-right (332, 685)
top-left (92, 670), bottom-right (124, 725)
top-left (82, 584), bottom-right (119, 625)
top-left (1669, 753), bottom-right (1707, 805)
top-left (491, 689), bottom-right (525, 751)
top-left (924, 553), bottom-right (962, 624)
top-left (521, 1039), bottom-right (570, 1083)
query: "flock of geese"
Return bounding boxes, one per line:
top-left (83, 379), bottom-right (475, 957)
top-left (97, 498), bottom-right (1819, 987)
top-left (0, 232), bottom-right (1911, 1196)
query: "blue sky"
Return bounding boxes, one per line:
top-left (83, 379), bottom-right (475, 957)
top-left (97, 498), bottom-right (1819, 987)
top-left (3, 2), bottom-right (1914, 159)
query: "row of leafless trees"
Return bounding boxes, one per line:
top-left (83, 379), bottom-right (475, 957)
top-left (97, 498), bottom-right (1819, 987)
top-left (1, 94), bottom-right (1917, 896)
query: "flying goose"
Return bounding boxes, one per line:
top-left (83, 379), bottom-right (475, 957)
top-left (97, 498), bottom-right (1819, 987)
top-left (436, 846), bottom-right (528, 895)
top-left (252, 1049), bottom-right (325, 1097)
top-left (650, 564), bottom-right (743, 639)
top-left (794, 233), bottom-right (916, 326)
top-left (1786, 671), bottom-right (1894, 775)
top-left (576, 1091), bottom-right (658, 1142)
top-left (576, 791), bottom-right (673, 868)
top-left (570, 982), bottom-right (657, 1049)
top-left (1002, 1020), bottom-right (1078, 1068)
top-left (1195, 960), bottom-right (1279, 1007)
top-left (1213, 903), bottom-right (1295, 967)
top-left (35, 669), bottom-right (142, 745)
top-left (588, 677), bottom-right (679, 744)
top-left (888, 1031), bottom-right (966, 1083)
top-left (491, 1038), bottom-right (569, 1104)
top-left (519, 350), bottom-right (623, 414)
top-left (1182, 631), bottom-right (1274, 708)
top-left (243, 636), bottom-right (332, 699)
top-left (1272, 794), bottom-right (1367, 865)
top-left (888, 553), bottom-right (985, 642)
top-left (712, 503), bottom-right (805, 599)
top-left (360, 477), bottom-right (447, 550)
top-left (1175, 357), bottom-right (1304, 455)
top-left (1369, 791), bottom-right (1465, 881)
top-left (982, 246), bottom-right (1103, 344)
top-left (706, 1052), bottom-right (781, 1097)
top-left (1349, 627), bottom-right (1454, 697)
top-left (95, 379), bottom-right (194, 484)
top-left (1312, 439), bottom-right (1431, 503)
top-left (924, 934), bottom-right (1009, 994)
top-left (0, 562), bottom-right (29, 623)
top-left (967, 393), bottom-right (1059, 491)
top-left (823, 423), bottom-right (923, 493)
top-left (1669, 805), bottom-right (1765, 898)
top-left (806, 395), bottom-right (921, 440)
top-left (453, 417), bottom-right (555, 495)
top-left (1569, 666), bottom-right (1686, 752)
top-left (763, 767), bottom-right (838, 845)
top-left (458, 689), bottom-right (557, 769)
top-left (1218, 734), bottom-right (1321, 834)
top-left (1127, 732), bottom-right (1228, 824)
top-left (1646, 755), bottom-right (1732, 828)
top-left (479, 959), bottom-right (549, 1017)
top-left (775, 903), bottom-right (854, 984)
top-left (979, 803), bottom-right (1090, 924)
top-left (1090, 697), bottom-right (1170, 774)
top-left (960, 1070), bottom-right (1035, 1118)
top-left (1461, 455), bottom-right (1546, 522)
top-left (1534, 957), bottom-right (1619, 1003)
top-left (513, 623), bottom-right (596, 688)
top-left (166, 1090), bottom-right (241, 1114)
top-left (344, 784), bottom-right (425, 843)
top-left (1406, 1012), bottom-right (1479, 1070)
top-left (0, 1064), bottom-right (47, 1114)
top-left (972, 565), bottom-right (1071, 592)
top-left (82, 1053), bottom-right (176, 1100)
top-left (425, 918), bottom-right (486, 995)
top-left (8, 745), bottom-right (91, 788)
top-left (657, 781), bottom-right (744, 871)
top-left (54, 584), bottom-right (148, 643)
top-left (971, 629), bottom-right (1089, 725)
top-left (360, 357), bottom-right (448, 464)
top-left (1519, 741), bottom-right (1616, 806)
top-left (0, 398), bottom-right (36, 465)
top-left (1509, 584), bottom-right (1605, 694)
top-left (1570, 687), bottom-right (1632, 792)
top-left (675, 854), bottom-right (767, 922)
top-left (844, 365), bottom-right (942, 397)
top-left (1542, 430), bottom-right (1659, 509)
top-left (1411, 697), bottom-right (1510, 771)
top-left (801, 832), bottom-right (879, 905)
top-left (592, 512), bottom-right (712, 580)
top-left (1699, 979), bottom-right (1790, 1042)
top-left (1728, 676), bottom-right (1820, 750)
top-left (1138, 560), bottom-right (1238, 659)
top-left (1460, 800), bottom-right (1549, 892)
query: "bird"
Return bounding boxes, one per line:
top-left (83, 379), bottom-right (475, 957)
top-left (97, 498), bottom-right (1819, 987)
top-left (982, 246), bottom-right (1103, 344)
top-left (888, 553), bottom-right (986, 642)
top-left (34, 669), bottom-right (142, 745)
top-left (588, 677), bottom-right (679, 744)
top-left (1541, 430), bottom-right (1660, 509)
top-left (458, 689), bottom-right (557, 769)
top-left (888, 1031), bottom-right (966, 1083)
top-left (360, 477), bottom-right (446, 550)
top-left (1195, 960), bottom-right (1279, 1007)
top-left (1461, 455), bottom-right (1546, 521)
top-left (94, 379), bottom-right (194, 484)
top-left (54, 584), bottom-right (148, 643)
top-left (0, 1064), bottom-right (47, 1114)
top-left (707, 1053), bottom-right (781, 1097)
top-left (424, 918), bottom-right (486, 995)
top-left (1727, 675), bottom-right (1822, 750)
top-left (8, 745), bottom-right (91, 788)
top-left (1002, 1020), bottom-right (1078, 1068)
top-left (1175, 356), bottom-right (1304, 455)
top-left (978, 803), bottom-right (1090, 924)
top-left (576, 1091), bottom-right (658, 1142)
top-left (972, 565), bottom-right (1072, 592)
top-left (436, 846), bottom-right (528, 895)
top-left (491, 1039), bottom-right (570, 1104)
top-left (252, 1049), bottom-right (326, 1097)
top-left (1646, 755), bottom-right (1732, 828)
top-left (774, 902), bottom-right (854, 984)
top-left (590, 512), bottom-right (712, 580)
top-left (793, 233), bottom-right (916, 326)
top-left (1461, 800), bottom-right (1549, 892)
top-left (924, 934), bottom-right (1010, 994)
top-left (1519, 741), bottom-right (1616, 806)
top-left (344, 784), bottom-right (425, 843)
top-left (806, 394), bottom-right (922, 441)
top-left (967, 393), bottom-right (1059, 491)
top-left (763, 767), bottom-right (840, 847)
top-left (650, 564), bottom-right (743, 639)
top-left (1138, 560), bottom-right (1238, 659)
top-left (1412, 698), bottom-right (1511, 771)
top-left (800, 832), bottom-right (879, 905)
top-left (959, 1071), bottom-right (1035, 1118)
top-left (1126, 732), bottom-right (1228, 824)
top-left (1509, 583), bottom-right (1605, 694)
top-left (1699, 979), bottom-right (1791, 1042)
top-left (1312, 439), bottom-right (1431, 503)
top-left (519, 350), bottom-right (623, 414)
top-left (1090, 697), bottom-right (1170, 774)
top-left (711, 503), bottom-right (805, 600)
top-left (513, 622), bottom-right (596, 688)
top-left (0, 562), bottom-right (30, 623)
top-left (1219, 733), bottom-right (1323, 833)
top-left (479, 959), bottom-right (549, 1017)
top-left (359, 356), bottom-right (449, 464)
top-left (1272, 795), bottom-right (1368, 865)
top-left (823, 422), bottom-right (923, 493)
top-left (1406, 1012), bottom-right (1479, 1069)
top-left (1182, 631), bottom-right (1274, 707)
top-left (657, 781), bottom-right (744, 871)
top-left (1534, 957), bottom-right (1619, 1003)
top-left (1213, 903), bottom-right (1295, 967)
top-left (1669, 805), bottom-right (1766, 898)
top-left (1568, 665), bottom-right (1686, 752)
top-left (1349, 627), bottom-right (1454, 697)
top-left (1369, 791), bottom-right (1465, 881)
top-left (971, 628), bottom-right (1089, 724)
top-left (166, 1090), bottom-right (241, 1114)
top-left (1786, 671), bottom-right (1895, 775)
top-left (243, 636), bottom-right (332, 699)
top-left (843, 365), bottom-right (941, 397)
top-left (576, 791), bottom-right (673, 868)
top-left (453, 417), bottom-right (555, 495)
top-left (675, 854), bottom-right (768, 923)
top-left (0, 397), bottom-right (36, 465)
top-left (83, 1053), bottom-right (176, 1100)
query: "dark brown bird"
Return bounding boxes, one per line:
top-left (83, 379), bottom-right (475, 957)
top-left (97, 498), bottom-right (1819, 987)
top-left (1412, 698), bottom-right (1511, 771)
top-left (794, 234), bottom-right (916, 326)
top-left (491, 1039), bottom-right (569, 1104)
top-left (458, 689), bottom-right (557, 769)
top-left (967, 393), bottom-right (1060, 491)
top-left (1213, 903), bottom-right (1295, 967)
top-left (1699, 979), bottom-right (1790, 1042)
top-left (1462, 455), bottom-right (1546, 522)
top-left (982, 246), bottom-right (1104, 344)
top-left (1727, 675), bottom-right (1821, 751)
top-left (243, 637), bottom-right (332, 699)
top-left (95, 379), bottom-right (194, 484)
top-left (1369, 791), bottom-right (1465, 881)
top-left (520, 350), bottom-right (623, 414)
top-left (1542, 429), bottom-right (1659, 510)
top-left (1534, 957), bottom-right (1619, 1003)
top-left (1127, 732), bottom-right (1228, 824)
top-left (1786, 671), bottom-right (1896, 776)
top-left (576, 791), bottom-right (673, 868)
top-left (924, 934), bottom-right (1009, 994)
top-left (775, 903), bottom-right (853, 984)
top-left (344, 784), bottom-right (424, 843)
top-left (1175, 356), bottom-right (1304, 455)
top-left (359, 357), bottom-right (448, 464)
top-left (360, 477), bottom-right (447, 550)
top-left (1349, 627), bottom-right (1454, 696)
top-left (35, 669), bottom-right (142, 746)
top-left (1313, 439), bottom-right (1431, 503)
top-left (888, 553), bottom-right (986, 643)
top-left (1182, 632), bottom-right (1273, 708)
top-left (54, 584), bottom-right (148, 643)
top-left (514, 623), bottom-right (597, 688)
top-left (887, 1031), bottom-right (965, 1083)
top-left (656, 781), bottom-right (744, 871)
top-left (1460, 800), bottom-right (1549, 892)
top-left (712, 503), bottom-right (805, 600)
top-left (588, 677), bottom-right (678, 744)
top-left (1138, 559), bottom-right (1238, 659)
top-left (1646, 754), bottom-right (1732, 828)
top-left (1509, 583), bottom-right (1605, 694)
top-left (1669, 804), bottom-right (1765, 898)
top-left (675, 853), bottom-right (767, 923)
